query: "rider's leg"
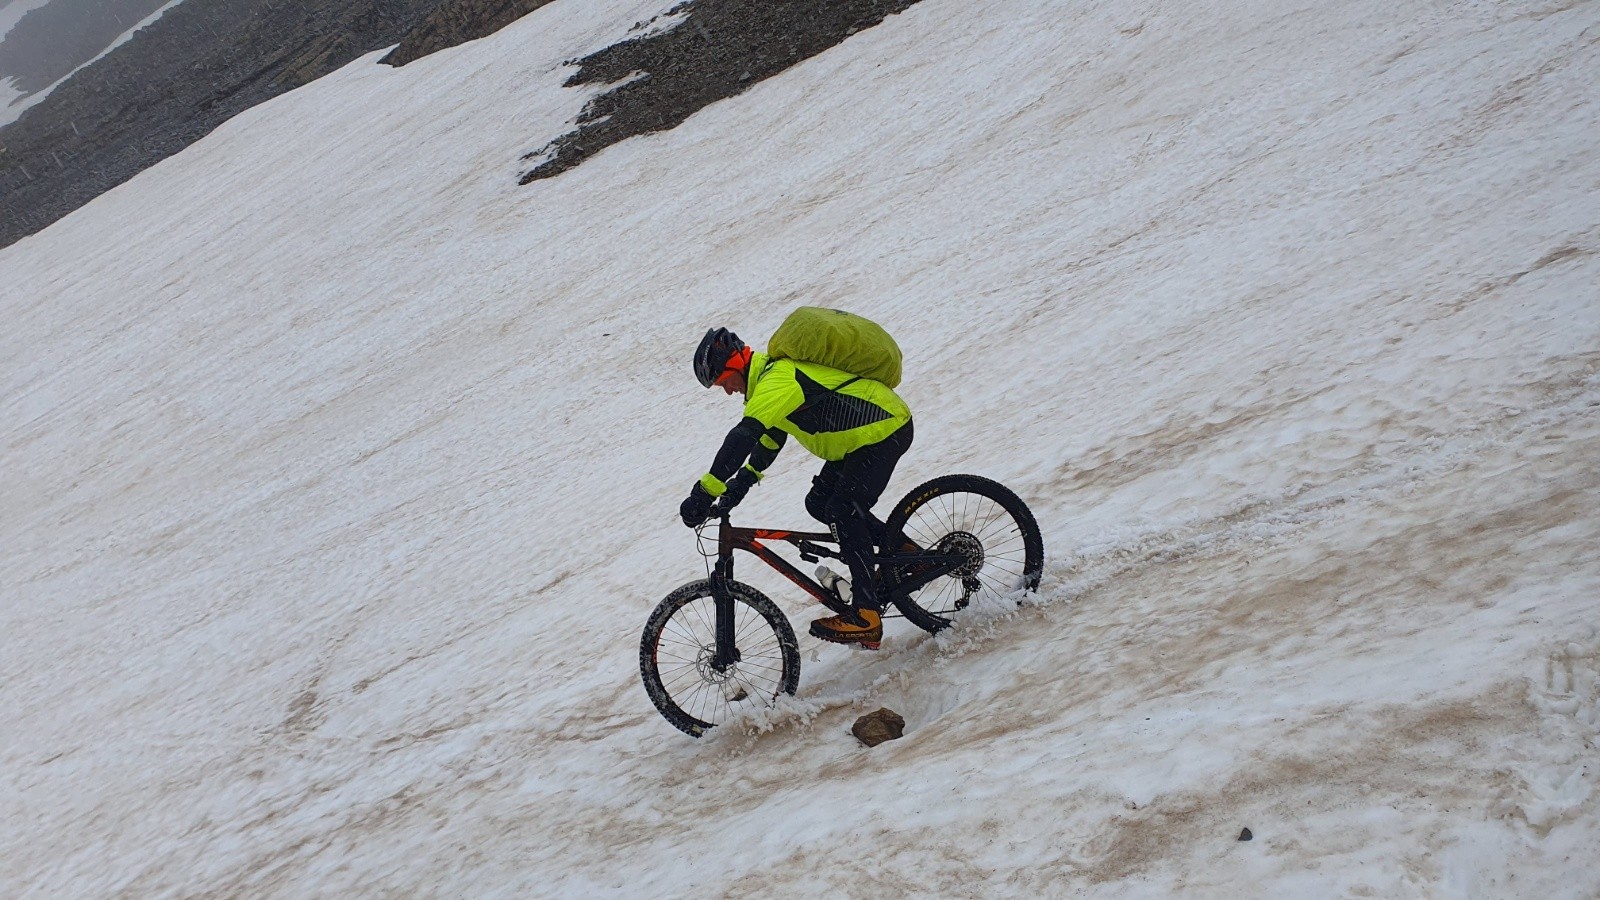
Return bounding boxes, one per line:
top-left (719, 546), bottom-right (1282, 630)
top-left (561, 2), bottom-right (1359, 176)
top-left (808, 424), bottom-right (913, 647)
top-left (804, 464), bottom-right (843, 527)
top-left (807, 462), bottom-right (882, 612)
top-left (808, 421), bottom-right (914, 542)
top-left (821, 422), bottom-right (914, 615)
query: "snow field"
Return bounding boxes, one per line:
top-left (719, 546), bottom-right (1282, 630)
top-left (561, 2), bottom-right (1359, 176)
top-left (2, 0), bottom-right (1598, 895)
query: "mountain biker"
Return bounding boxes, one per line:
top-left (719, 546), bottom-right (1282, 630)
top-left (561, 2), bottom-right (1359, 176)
top-left (680, 326), bottom-right (913, 647)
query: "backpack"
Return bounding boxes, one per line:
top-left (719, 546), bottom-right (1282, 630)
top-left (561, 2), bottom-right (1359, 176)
top-left (767, 307), bottom-right (903, 388)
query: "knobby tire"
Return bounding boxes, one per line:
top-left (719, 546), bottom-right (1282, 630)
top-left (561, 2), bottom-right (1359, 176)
top-left (639, 579), bottom-right (800, 737)
top-left (883, 474), bottom-right (1045, 634)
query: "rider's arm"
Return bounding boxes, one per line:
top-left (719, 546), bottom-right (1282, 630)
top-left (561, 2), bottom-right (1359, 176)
top-left (742, 426), bottom-right (786, 482)
top-left (697, 416), bottom-right (766, 496)
top-left (698, 359), bottom-right (793, 495)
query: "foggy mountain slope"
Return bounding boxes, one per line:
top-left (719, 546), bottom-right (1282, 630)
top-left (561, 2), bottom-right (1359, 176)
top-left (0, 0), bottom-right (62, 42)
top-left (2, 0), bottom-right (1598, 895)
top-left (0, 0), bottom-right (441, 247)
top-left (0, 0), bottom-right (171, 96)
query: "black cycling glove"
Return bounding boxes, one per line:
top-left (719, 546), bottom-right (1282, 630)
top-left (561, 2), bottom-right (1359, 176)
top-left (679, 483), bottom-right (715, 527)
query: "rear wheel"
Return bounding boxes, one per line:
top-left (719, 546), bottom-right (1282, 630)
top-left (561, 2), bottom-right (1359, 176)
top-left (883, 474), bottom-right (1044, 633)
top-left (639, 579), bottom-right (800, 737)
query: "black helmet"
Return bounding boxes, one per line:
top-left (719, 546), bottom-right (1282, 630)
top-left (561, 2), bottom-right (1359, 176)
top-left (693, 327), bottom-right (745, 387)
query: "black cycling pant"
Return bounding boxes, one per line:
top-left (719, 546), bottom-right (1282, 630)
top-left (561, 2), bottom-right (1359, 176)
top-left (804, 419), bottom-right (914, 614)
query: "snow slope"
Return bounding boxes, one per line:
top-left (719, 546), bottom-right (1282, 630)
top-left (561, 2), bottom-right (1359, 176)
top-left (2, 0), bottom-right (1598, 895)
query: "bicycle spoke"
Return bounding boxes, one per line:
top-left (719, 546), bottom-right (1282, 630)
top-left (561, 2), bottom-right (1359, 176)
top-left (657, 647), bottom-right (708, 670)
top-left (656, 659), bottom-right (707, 679)
top-left (643, 582), bottom-right (800, 735)
top-left (662, 669), bottom-right (707, 696)
top-left (664, 613), bottom-right (708, 651)
top-left (894, 483), bottom-right (1040, 620)
top-left (689, 595), bottom-right (716, 637)
top-left (967, 501), bottom-right (1003, 539)
top-left (914, 577), bottom-right (959, 614)
top-left (972, 510), bottom-right (1018, 545)
top-left (736, 653), bottom-right (782, 673)
top-left (734, 605), bottom-right (767, 644)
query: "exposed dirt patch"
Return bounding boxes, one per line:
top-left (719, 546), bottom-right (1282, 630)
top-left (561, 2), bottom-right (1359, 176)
top-left (1079, 687), bottom-right (1538, 884)
top-left (280, 687), bottom-right (325, 734)
top-left (520, 0), bottom-right (925, 183)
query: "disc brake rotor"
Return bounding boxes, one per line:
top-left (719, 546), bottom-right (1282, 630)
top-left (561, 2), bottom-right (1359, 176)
top-left (695, 646), bottom-right (733, 685)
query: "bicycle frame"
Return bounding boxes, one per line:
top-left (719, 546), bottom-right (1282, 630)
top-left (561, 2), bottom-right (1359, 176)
top-left (702, 511), bottom-right (967, 670)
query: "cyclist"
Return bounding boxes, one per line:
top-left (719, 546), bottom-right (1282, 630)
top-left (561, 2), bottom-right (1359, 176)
top-left (679, 327), bottom-right (913, 647)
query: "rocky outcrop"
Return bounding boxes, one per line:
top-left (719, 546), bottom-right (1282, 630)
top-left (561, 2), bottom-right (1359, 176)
top-left (519, 0), bottom-right (924, 183)
top-left (381, 0), bottom-right (557, 68)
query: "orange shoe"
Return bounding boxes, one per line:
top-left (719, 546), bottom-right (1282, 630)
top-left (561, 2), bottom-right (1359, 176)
top-left (809, 608), bottom-right (882, 649)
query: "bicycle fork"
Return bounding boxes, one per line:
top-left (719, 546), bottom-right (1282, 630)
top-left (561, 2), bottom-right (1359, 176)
top-left (709, 553), bottom-right (742, 672)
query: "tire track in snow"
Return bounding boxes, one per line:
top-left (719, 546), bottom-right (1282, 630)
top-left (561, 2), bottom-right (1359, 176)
top-left (723, 356), bottom-right (1600, 739)
top-left (599, 361), bottom-right (1600, 894)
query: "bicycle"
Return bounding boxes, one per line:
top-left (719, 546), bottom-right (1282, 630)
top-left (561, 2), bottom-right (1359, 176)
top-left (639, 474), bottom-right (1045, 737)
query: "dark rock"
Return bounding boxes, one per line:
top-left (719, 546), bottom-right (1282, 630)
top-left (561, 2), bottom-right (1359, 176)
top-left (1238, 827), bottom-right (1253, 841)
top-left (519, 0), bottom-right (926, 184)
top-left (852, 708), bottom-right (906, 747)
top-left (382, 0), bottom-right (559, 68)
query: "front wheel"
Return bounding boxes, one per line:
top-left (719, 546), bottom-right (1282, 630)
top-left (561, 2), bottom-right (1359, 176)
top-left (639, 579), bottom-right (801, 737)
top-left (883, 474), bottom-right (1045, 634)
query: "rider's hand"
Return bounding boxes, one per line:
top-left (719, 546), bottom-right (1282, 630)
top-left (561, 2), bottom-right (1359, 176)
top-left (679, 483), bottom-right (715, 528)
top-left (720, 469), bottom-right (758, 509)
